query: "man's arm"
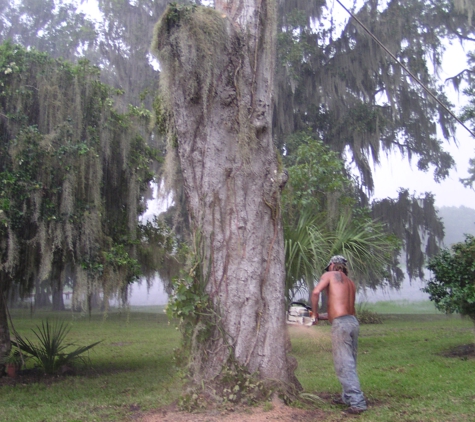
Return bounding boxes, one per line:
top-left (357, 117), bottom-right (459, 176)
top-left (311, 290), bottom-right (320, 321)
top-left (311, 274), bottom-right (330, 322)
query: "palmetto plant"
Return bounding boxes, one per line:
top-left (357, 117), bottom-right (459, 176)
top-left (282, 135), bottom-right (402, 303)
top-left (284, 210), bottom-right (327, 302)
top-left (284, 211), bottom-right (400, 303)
top-left (330, 213), bottom-right (401, 288)
top-left (12, 319), bottom-right (101, 374)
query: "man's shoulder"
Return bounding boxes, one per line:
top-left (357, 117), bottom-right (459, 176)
top-left (329, 270), bottom-right (344, 281)
top-left (329, 271), bottom-right (354, 285)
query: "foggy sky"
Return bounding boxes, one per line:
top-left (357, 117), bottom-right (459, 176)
top-left (373, 42), bottom-right (475, 210)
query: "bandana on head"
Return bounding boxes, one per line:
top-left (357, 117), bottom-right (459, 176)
top-left (324, 255), bottom-right (347, 271)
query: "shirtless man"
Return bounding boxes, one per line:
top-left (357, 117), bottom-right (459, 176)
top-left (311, 255), bottom-right (367, 414)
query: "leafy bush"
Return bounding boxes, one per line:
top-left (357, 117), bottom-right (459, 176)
top-left (423, 234), bottom-right (475, 320)
top-left (357, 309), bottom-right (383, 324)
top-left (3, 349), bottom-right (25, 367)
top-left (356, 302), bottom-right (383, 324)
top-left (12, 319), bottom-right (101, 374)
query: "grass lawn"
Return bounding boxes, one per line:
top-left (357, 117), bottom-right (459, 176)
top-left (1, 302), bottom-right (474, 421)
top-left (361, 299), bottom-right (442, 315)
top-left (1, 307), bottom-right (181, 422)
top-left (293, 309), bottom-right (475, 421)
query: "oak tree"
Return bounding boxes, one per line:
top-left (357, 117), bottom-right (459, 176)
top-left (151, 1), bottom-right (300, 393)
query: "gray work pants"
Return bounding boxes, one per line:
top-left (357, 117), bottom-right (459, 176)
top-left (332, 315), bottom-right (367, 409)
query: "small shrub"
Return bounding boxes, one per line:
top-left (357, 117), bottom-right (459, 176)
top-left (3, 349), bottom-right (26, 369)
top-left (178, 392), bottom-right (207, 412)
top-left (357, 309), bottom-right (383, 324)
top-left (262, 401), bottom-right (274, 411)
top-left (12, 319), bottom-right (102, 374)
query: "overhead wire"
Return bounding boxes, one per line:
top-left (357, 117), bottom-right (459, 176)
top-left (335, 0), bottom-right (475, 139)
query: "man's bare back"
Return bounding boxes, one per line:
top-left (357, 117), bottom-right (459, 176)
top-left (311, 265), bottom-right (356, 323)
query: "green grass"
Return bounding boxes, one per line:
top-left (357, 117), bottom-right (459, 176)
top-left (292, 311), bottom-right (475, 421)
top-left (2, 303), bottom-right (474, 421)
top-left (360, 300), bottom-right (441, 314)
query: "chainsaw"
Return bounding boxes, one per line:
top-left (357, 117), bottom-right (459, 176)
top-left (286, 302), bottom-right (328, 326)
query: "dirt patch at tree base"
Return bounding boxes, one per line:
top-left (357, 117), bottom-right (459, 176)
top-left (138, 396), bottom-right (334, 422)
top-left (0, 367), bottom-right (61, 386)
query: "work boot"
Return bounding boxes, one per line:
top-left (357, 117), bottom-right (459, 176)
top-left (344, 407), bottom-right (366, 415)
top-left (332, 396), bottom-right (347, 405)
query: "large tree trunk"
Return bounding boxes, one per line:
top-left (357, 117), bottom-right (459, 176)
top-left (0, 278), bottom-right (11, 368)
top-left (51, 255), bottom-right (66, 311)
top-left (34, 277), bottom-right (51, 308)
top-left (152, 0), bottom-right (299, 390)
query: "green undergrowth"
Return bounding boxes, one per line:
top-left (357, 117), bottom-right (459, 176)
top-left (2, 305), bottom-right (474, 421)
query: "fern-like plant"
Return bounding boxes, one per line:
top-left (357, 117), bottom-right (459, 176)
top-left (12, 319), bottom-right (101, 374)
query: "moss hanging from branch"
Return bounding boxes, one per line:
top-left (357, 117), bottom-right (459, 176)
top-left (0, 42), bottom-right (166, 312)
top-left (152, 4), bottom-right (227, 117)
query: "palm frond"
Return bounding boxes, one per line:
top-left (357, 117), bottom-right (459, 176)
top-left (331, 214), bottom-right (400, 288)
top-left (284, 211), bottom-right (399, 300)
top-left (13, 319), bottom-right (102, 374)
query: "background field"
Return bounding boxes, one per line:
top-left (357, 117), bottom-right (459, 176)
top-left (1, 302), bottom-right (474, 421)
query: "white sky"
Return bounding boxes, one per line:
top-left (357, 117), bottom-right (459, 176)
top-left (372, 42), bottom-right (475, 209)
top-left (372, 132), bottom-right (474, 208)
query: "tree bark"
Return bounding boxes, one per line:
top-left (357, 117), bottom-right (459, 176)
top-left (0, 280), bottom-right (11, 366)
top-left (34, 277), bottom-right (51, 308)
top-left (153, 0), bottom-right (299, 390)
top-left (51, 255), bottom-right (66, 311)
